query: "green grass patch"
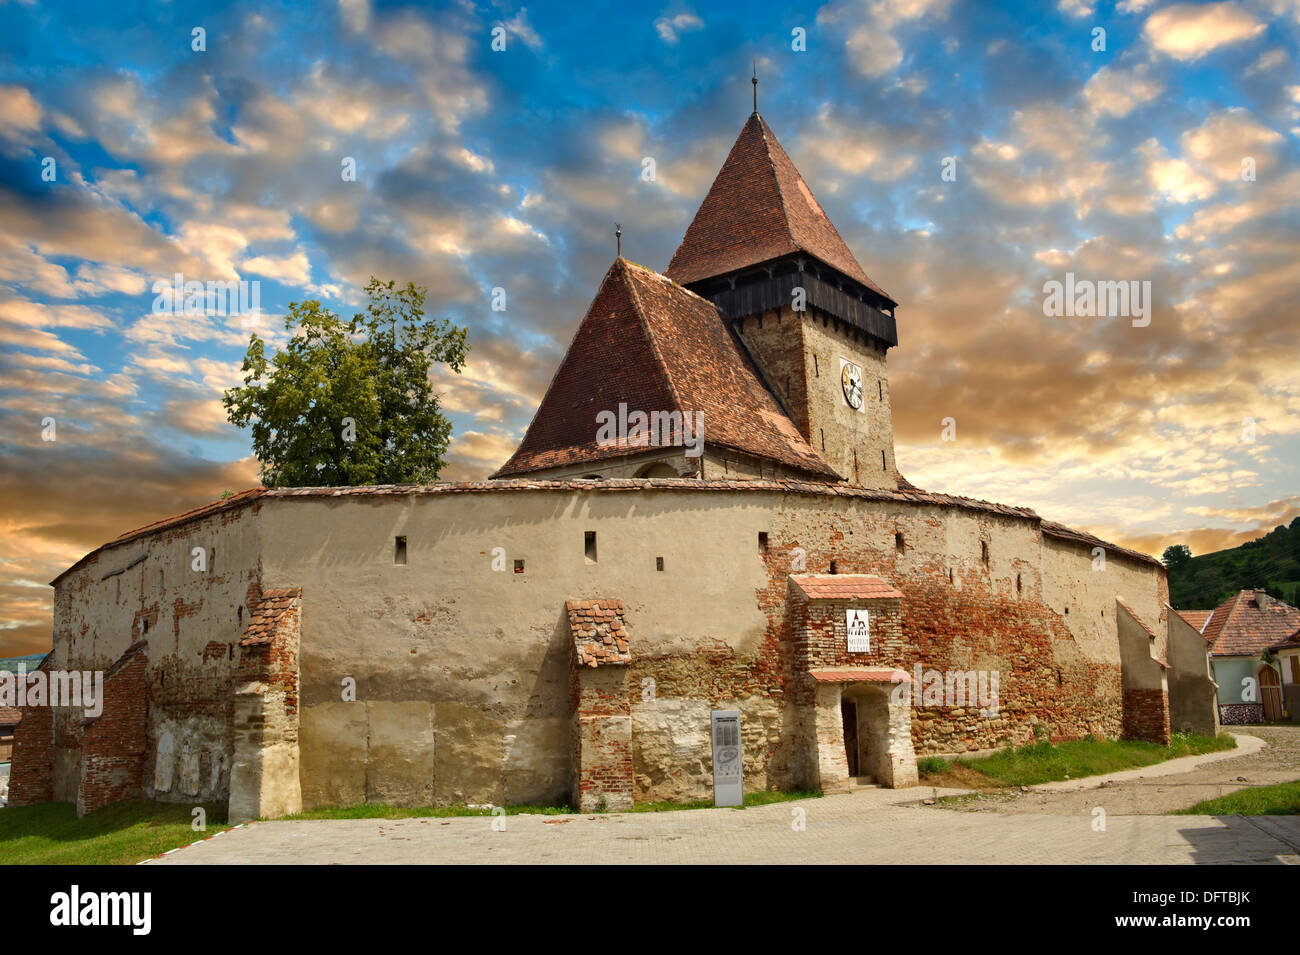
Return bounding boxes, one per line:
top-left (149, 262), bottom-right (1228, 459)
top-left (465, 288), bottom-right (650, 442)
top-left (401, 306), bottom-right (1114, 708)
top-left (923, 732), bottom-right (1235, 789)
top-left (0, 801), bottom-right (229, 865)
top-left (1172, 780), bottom-right (1300, 816)
top-left (917, 756), bottom-right (950, 775)
top-left (285, 801), bottom-right (575, 820)
top-left (632, 789), bottom-right (821, 812)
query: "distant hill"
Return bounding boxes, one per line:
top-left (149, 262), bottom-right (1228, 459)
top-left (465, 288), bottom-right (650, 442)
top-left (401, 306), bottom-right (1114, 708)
top-left (1164, 517), bottom-right (1300, 610)
top-left (0, 653), bottom-right (48, 673)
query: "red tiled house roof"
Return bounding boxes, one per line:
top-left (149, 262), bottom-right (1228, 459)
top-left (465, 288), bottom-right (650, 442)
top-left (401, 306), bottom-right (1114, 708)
top-left (665, 112), bottom-right (894, 304)
top-left (1271, 626), bottom-right (1300, 652)
top-left (1202, 590), bottom-right (1300, 657)
top-left (1174, 609), bottom-right (1213, 632)
top-left (491, 257), bottom-right (839, 480)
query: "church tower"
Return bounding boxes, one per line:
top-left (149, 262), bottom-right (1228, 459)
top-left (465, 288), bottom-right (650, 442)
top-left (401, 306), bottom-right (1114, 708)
top-left (665, 111), bottom-right (900, 489)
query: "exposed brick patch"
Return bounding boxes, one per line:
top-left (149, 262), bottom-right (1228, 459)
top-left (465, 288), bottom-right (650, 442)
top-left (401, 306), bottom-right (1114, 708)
top-left (569, 601), bottom-right (634, 810)
top-left (77, 641), bottom-right (149, 816)
top-left (8, 655), bottom-right (56, 805)
top-left (1123, 688), bottom-right (1171, 745)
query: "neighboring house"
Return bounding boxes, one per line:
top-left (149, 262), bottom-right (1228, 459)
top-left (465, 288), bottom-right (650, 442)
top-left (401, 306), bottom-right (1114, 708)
top-left (1179, 591), bottom-right (1300, 723)
top-left (1269, 627), bottom-right (1300, 723)
top-left (0, 706), bottom-right (21, 762)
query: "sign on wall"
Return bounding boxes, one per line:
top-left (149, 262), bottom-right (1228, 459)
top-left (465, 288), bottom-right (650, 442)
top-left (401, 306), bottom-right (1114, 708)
top-left (846, 608), bottom-right (870, 652)
top-left (710, 710), bottom-right (743, 807)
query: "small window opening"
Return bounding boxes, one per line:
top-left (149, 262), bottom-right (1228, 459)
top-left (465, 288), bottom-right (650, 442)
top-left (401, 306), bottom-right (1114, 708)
top-left (514, 559), bottom-right (525, 574)
top-left (895, 532), bottom-right (905, 554)
top-left (881, 449), bottom-right (887, 471)
top-left (394, 536), bottom-right (407, 565)
top-left (228, 644), bottom-right (234, 660)
top-left (238, 606), bottom-right (243, 626)
top-left (143, 619), bottom-right (149, 634)
top-left (829, 560), bottom-right (838, 574)
top-left (656, 556), bottom-right (664, 572)
top-left (814, 354), bottom-right (820, 377)
top-left (980, 540), bottom-right (989, 567)
top-left (584, 531), bottom-right (597, 563)
top-left (820, 429), bottom-right (826, 451)
top-left (1064, 606), bottom-right (1070, 615)
top-left (878, 380), bottom-right (883, 400)
top-left (947, 568), bottom-right (954, 583)
top-left (758, 532), bottom-right (769, 552)
top-left (1016, 574), bottom-right (1022, 594)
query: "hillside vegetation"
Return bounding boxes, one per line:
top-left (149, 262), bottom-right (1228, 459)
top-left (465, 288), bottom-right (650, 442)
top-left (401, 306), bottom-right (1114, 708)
top-left (1163, 517), bottom-right (1300, 610)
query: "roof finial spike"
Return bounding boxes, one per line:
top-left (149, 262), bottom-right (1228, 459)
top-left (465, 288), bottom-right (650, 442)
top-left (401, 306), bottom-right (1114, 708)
top-left (615, 223), bottom-right (622, 258)
top-left (752, 59), bottom-right (758, 113)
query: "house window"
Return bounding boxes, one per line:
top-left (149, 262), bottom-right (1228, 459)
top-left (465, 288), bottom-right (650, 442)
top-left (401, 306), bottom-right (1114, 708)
top-left (758, 532), bottom-right (769, 552)
top-left (394, 536), bottom-right (407, 565)
top-left (895, 532), bottom-right (905, 554)
top-left (584, 531), bottom-right (597, 564)
top-left (514, 559), bottom-right (525, 574)
top-left (656, 557), bottom-right (664, 572)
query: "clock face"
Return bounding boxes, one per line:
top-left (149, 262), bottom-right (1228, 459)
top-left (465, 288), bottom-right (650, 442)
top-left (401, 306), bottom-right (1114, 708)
top-left (841, 362), bottom-right (863, 409)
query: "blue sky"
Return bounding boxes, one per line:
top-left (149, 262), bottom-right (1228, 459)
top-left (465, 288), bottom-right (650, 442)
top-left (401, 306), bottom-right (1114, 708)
top-left (1, 0), bottom-right (1299, 654)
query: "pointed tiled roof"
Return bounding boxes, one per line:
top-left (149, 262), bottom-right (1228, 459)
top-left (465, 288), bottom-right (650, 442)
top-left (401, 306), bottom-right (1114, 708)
top-left (1202, 590), bottom-right (1300, 657)
top-left (665, 112), bottom-right (894, 304)
top-left (492, 258), bottom-right (839, 480)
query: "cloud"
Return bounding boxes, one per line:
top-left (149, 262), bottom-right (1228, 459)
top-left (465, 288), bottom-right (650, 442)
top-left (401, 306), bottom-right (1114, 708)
top-left (1143, 2), bottom-right (1265, 60)
top-left (819, 0), bottom-right (955, 77)
top-left (1082, 63), bottom-right (1163, 117)
top-left (654, 11), bottom-right (704, 43)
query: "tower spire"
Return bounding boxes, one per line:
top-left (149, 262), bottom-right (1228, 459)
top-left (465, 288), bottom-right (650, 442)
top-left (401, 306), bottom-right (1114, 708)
top-left (615, 223), bottom-right (622, 257)
top-left (752, 60), bottom-right (758, 113)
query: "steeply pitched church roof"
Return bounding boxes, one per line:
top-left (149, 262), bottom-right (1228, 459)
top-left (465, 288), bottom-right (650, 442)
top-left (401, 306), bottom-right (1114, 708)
top-left (665, 112), bottom-right (894, 304)
top-left (491, 257), bottom-right (839, 480)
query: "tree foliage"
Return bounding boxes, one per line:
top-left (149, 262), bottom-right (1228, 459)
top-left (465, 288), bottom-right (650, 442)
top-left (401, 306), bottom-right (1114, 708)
top-left (223, 278), bottom-right (468, 487)
top-left (1165, 517), bottom-right (1300, 610)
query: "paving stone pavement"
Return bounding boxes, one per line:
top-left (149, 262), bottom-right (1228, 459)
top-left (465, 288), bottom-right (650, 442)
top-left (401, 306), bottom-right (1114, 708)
top-left (151, 785), bottom-right (1300, 865)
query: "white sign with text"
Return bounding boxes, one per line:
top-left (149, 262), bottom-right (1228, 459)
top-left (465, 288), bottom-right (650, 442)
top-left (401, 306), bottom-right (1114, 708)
top-left (846, 608), bottom-right (870, 652)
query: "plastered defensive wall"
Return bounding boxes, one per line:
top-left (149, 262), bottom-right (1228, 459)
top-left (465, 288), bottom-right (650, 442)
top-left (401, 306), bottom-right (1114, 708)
top-left (14, 480), bottom-right (1176, 815)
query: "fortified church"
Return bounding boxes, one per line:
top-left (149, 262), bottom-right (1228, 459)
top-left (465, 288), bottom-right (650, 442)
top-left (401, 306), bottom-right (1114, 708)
top-left (10, 107), bottom-right (1218, 819)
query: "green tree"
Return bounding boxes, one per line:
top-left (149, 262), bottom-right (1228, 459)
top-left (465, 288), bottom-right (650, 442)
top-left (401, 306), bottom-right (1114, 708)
top-left (223, 278), bottom-right (469, 487)
top-left (1162, 544), bottom-right (1192, 572)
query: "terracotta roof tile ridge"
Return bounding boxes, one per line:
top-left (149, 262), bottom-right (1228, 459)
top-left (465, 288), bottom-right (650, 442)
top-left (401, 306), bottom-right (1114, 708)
top-left (755, 114), bottom-right (801, 255)
top-left (618, 260), bottom-right (690, 429)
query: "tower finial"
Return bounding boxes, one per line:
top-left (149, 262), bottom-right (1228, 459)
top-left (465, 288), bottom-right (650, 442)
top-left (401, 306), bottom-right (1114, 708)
top-left (615, 223), bottom-right (622, 258)
top-left (752, 59), bottom-right (758, 113)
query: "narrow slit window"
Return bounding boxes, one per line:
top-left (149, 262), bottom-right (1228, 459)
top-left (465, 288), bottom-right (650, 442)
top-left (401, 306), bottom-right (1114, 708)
top-left (881, 450), bottom-right (887, 471)
top-left (895, 532), bottom-right (905, 554)
top-left (1016, 574), bottom-right (1022, 594)
top-left (394, 536), bottom-right (407, 565)
top-left (829, 560), bottom-right (838, 575)
top-left (758, 532), bottom-right (769, 552)
top-left (656, 556), bottom-right (664, 572)
top-left (584, 531), bottom-right (597, 564)
top-left (980, 540), bottom-right (989, 567)
top-left (878, 380), bottom-right (883, 400)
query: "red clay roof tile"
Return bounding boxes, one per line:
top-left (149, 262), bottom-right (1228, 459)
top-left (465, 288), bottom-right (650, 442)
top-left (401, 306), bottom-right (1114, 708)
top-left (665, 113), bottom-right (893, 303)
top-left (491, 258), bottom-right (839, 480)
